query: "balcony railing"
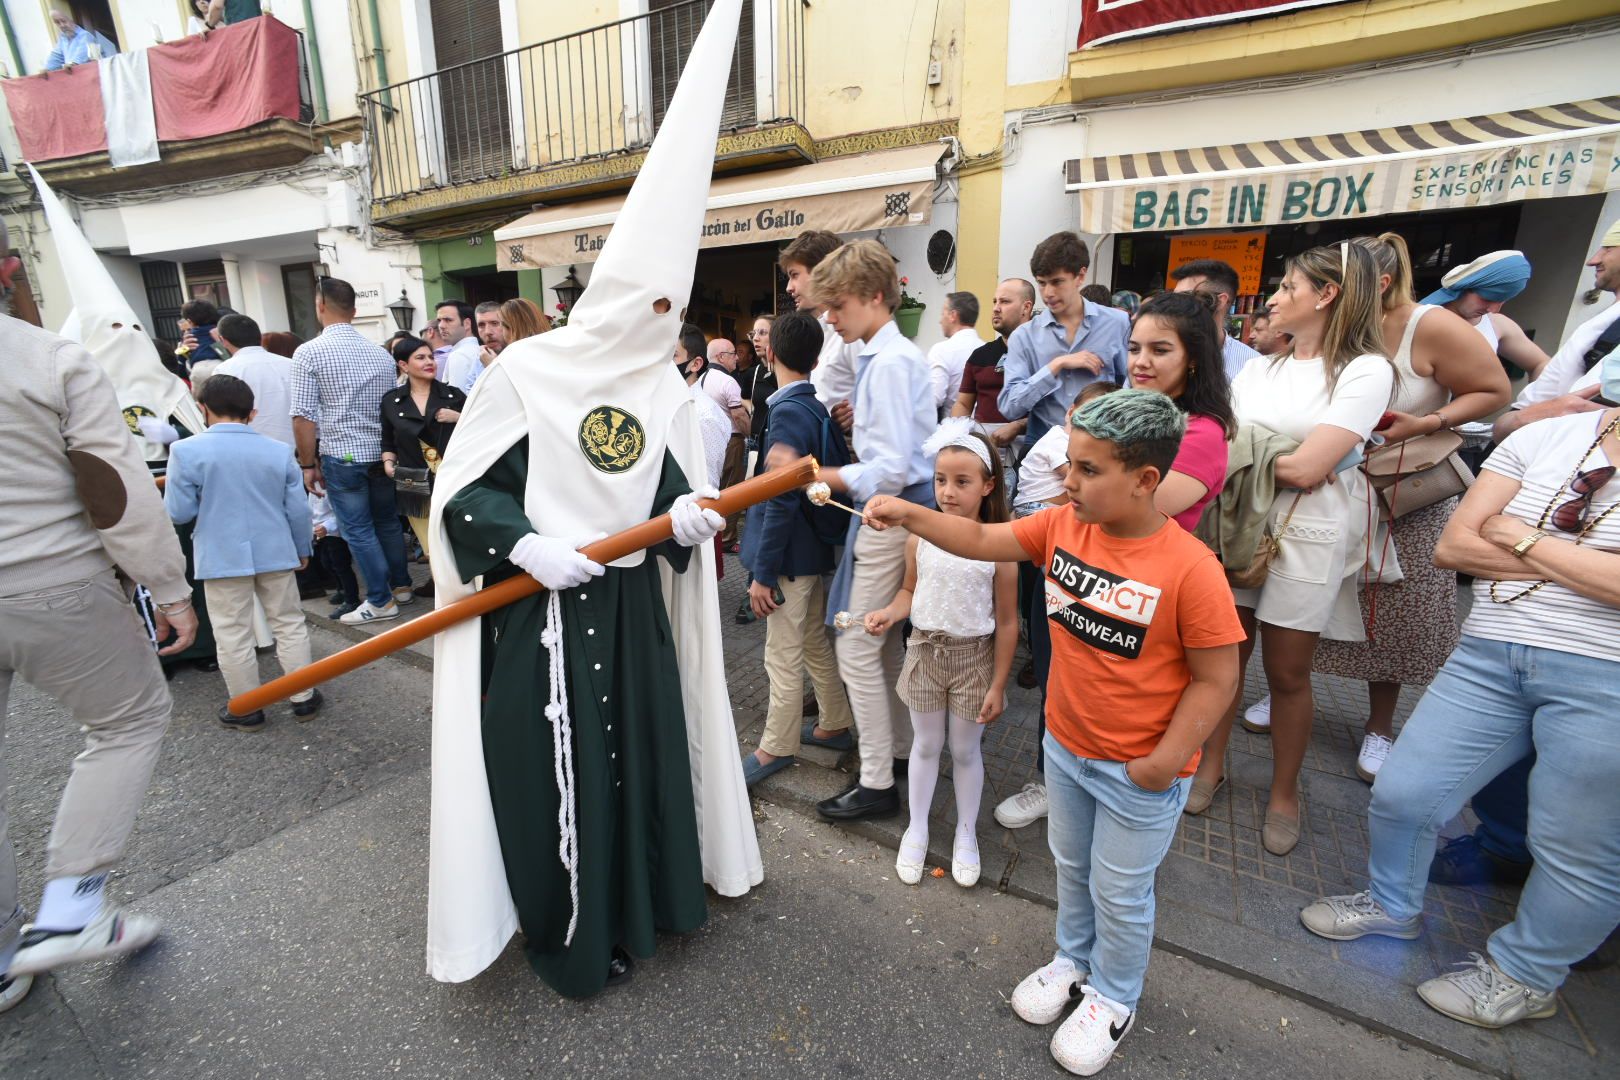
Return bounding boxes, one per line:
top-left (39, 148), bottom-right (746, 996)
top-left (361, 0), bottom-right (805, 212)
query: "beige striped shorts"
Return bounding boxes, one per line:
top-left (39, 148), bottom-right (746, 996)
top-left (898, 628), bottom-right (995, 718)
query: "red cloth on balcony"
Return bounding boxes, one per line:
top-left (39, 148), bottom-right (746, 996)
top-left (0, 64), bottom-right (108, 162)
top-left (148, 16), bottom-right (303, 141)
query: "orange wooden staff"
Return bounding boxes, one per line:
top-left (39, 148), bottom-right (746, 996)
top-left (227, 455), bottom-right (820, 715)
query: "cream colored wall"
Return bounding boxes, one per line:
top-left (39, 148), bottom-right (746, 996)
top-left (800, 0), bottom-right (964, 137)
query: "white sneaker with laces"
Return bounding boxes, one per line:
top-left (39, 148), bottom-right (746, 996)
top-left (7, 906), bottom-right (161, 978)
top-left (1012, 955), bottom-right (1086, 1025)
top-left (995, 782), bottom-right (1048, 829)
top-left (1050, 986), bottom-right (1134, 1076)
top-left (1356, 732), bottom-right (1393, 783)
top-left (340, 600), bottom-right (401, 625)
top-left (1242, 696), bottom-right (1272, 733)
top-left (0, 973), bottom-right (33, 1014)
top-left (1417, 952), bottom-right (1557, 1029)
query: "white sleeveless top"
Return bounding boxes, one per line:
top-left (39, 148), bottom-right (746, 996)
top-left (1474, 312), bottom-right (1501, 354)
top-left (910, 538), bottom-right (996, 638)
top-left (1389, 304), bottom-right (1450, 416)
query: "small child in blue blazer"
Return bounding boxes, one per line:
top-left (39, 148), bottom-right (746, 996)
top-left (164, 374), bottom-right (319, 729)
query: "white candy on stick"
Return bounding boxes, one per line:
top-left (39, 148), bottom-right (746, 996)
top-left (806, 481), bottom-right (861, 517)
top-left (832, 611), bottom-right (861, 632)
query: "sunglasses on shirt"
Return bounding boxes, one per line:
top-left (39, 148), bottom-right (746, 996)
top-left (1551, 465), bottom-right (1617, 533)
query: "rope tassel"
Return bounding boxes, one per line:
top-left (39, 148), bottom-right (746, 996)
top-left (542, 591), bottom-right (581, 946)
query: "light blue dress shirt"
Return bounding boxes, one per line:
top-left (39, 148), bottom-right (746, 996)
top-left (164, 424), bottom-right (313, 580)
top-left (44, 26), bottom-right (119, 71)
top-left (997, 303), bottom-right (1130, 443)
top-left (1223, 334), bottom-right (1261, 380)
top-left (840, 320), bottom-right (937, 505)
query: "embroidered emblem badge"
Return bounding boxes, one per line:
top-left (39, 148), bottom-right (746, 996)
top-left (122, 404), bottom-right (157, 435)
top-left (578, 405), bottom-right (646, 474)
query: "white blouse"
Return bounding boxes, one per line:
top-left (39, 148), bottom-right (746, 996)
top-left (910, 538), bottom-right (996, 639)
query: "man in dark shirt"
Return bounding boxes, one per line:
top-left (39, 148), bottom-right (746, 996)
top-left (951, 277), bottom-right (1036, 459)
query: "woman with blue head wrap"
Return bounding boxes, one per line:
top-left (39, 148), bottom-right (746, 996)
top-left (1424, 251), bottom-right (1550, 378)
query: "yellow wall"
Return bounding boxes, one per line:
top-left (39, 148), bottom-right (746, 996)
top-left (1067, 0), bottom-right (1614, 102)
top-left (799, 0), bottom-right (964, 137)
top-left (954, 0), bottom-right (1009, 310)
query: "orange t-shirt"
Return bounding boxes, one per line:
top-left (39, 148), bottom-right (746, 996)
top-left (1011, 508), bottom-right (1245, 777)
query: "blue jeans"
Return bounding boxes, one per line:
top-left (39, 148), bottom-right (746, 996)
top-left (1472, 752), bottom-right (1533, 865)
top-left (321, 456), bottom-right (409, 607)
top-left (1020, 560), bottom-right (1052, 770)
top-left (1044, 733), bottom-right (1189, 1010)
top-left (1368, 635), bottom-right (1620, 993)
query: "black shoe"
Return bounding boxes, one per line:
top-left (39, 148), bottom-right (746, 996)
top-left (606, 945), bottom-right (635, 987)
top-left (1428, 834), bottom-right (1531, 887)
top-left (1017, 660), bottom-right (1037, 690)
top-left (816, 782), bottom-right (899, 822)
top-left (292, 688), bottom-right (324, 721)
top-left (413, 581), bottom-right (436, 600)
top-left (192, 658), bottom-right (220, 673)
top-left (802, 693), bottom-right (819, 718)
top-left (217, 703), bottom-right (266, 731)
top-left (298, 583), bottom-right (330, 600)
top-left (893, 757), bottom-right (909, 779)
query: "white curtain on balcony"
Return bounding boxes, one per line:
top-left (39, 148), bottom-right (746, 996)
top-left (100, 50), bottom-right (159, 168)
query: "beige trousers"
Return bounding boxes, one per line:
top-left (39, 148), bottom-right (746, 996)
top-left (0, 570), bottom-right (174, 959)
top-left (760, 574), bottom-right (854, 757)
top-left (203, 571), bottom-right (313, 706)
top-left (835, 524), bottom-right (914, 789)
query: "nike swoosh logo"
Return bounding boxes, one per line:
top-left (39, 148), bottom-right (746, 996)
top-left (1110, 1016), bottom-right (1130, 1040)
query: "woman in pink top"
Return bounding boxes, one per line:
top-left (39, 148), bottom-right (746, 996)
top-left (1126, 291), bottom-right (1235, 530)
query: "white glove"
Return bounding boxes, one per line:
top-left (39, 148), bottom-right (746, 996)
top-left (136, 416), bottom-right (181, 446)
top-left (669, 487), bottom-right (725, 547)
top-left (508, 533), bottom-right (605, 591)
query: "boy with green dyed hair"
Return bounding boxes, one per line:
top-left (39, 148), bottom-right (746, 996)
top-left (863, 388), bottom-right (1244, 1075)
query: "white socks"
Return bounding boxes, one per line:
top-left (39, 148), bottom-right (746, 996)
top-left (903, 708), bottom-right (989, 856)
top-left (35, 873), bottom-right (107, 933)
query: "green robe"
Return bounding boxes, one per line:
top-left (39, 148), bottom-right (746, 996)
top-left (443, 439), bottom-right (708, 998)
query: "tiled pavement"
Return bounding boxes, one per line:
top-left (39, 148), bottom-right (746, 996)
top-left (307, 552), bottom-right (1615, 1080)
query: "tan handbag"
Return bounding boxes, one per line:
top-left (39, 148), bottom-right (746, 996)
top-left (1227, 492), bottom-right (1303, 590)
top-left (1363, 431), bottom-right (1473, 520)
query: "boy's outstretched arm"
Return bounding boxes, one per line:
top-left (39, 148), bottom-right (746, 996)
top-left (1126, 643), bottom-right (1240, 792)
top-left (863, 496), bottom-right (1029, 563)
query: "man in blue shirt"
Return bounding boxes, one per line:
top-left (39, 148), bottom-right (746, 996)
top-left (1171, 257), bottom-right (1261, 380)
top-left (44, 10), bottom-right (118, 70)
top-left (998, 232), bottom-right (1130, 446)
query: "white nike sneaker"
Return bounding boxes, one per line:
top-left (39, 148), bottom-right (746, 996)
top-left (1012, 955), bottom-right (1086, 1024)
top-left (995, 782), bottom-right (1048, 829)
top-left (1356, 732), bottom-right (1393, 784)
top-left (1242, 695), bottom-right (1272, 734)
top-left (7, 906), bottom-right (161, 977)
top-left (1050, 986), bottom-right (1134, 1076)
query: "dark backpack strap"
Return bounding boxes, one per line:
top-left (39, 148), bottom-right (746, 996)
top-left (1581, 315), bottom-right (1620, 373)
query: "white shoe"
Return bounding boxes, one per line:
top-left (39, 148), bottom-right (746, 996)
top-left (7, 906), bottom-right (161, 978)
top-left (1050, 986), bottom-right (1134, 1076)
top-left (0, 972), bottom-right (33, 1014)
top-left (994, 782), bottom-right (1048, 829)
top-left (1242, 695), bottom-right (1272, 733)
top-left (951, 826), bottom-right (980, 888)
top-left (339, 600), bottom-right (401, 625)
top-left (1012, 955), bottom-right (1086, 1025)
top-left (896, 830), bottom-right (927, 885)
top-left (392, 586), bottom-right (416, 606)
top-left (1357, 732), bottom-right (1393, 784)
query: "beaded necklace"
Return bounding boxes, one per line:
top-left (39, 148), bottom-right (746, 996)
top-left (1490, 414), bottom-right (1620, 605)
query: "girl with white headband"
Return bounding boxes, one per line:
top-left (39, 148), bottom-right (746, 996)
top-left (862, 417), bottom-right (1018, 887)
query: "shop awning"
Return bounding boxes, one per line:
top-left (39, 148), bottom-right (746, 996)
top-left (494, 143), bottom-right (945, 268)
top-left (1067, 98), bottom-right (1620, 234)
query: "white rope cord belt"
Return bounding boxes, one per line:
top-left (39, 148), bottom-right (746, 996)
top-left (541, 591), bottom-right (581, 946)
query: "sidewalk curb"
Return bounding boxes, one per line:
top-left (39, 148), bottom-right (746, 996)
top-left (747, 748), bottom-right (1515, 1080)
top-left (301, 606), bottom-right (436, 675)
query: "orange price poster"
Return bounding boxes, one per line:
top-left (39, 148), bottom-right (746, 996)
top-left (1166, 232), bottom-right (1268, 295)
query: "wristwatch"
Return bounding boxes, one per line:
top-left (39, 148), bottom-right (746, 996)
top-left (1511, 530), bottom-right (1546, 558)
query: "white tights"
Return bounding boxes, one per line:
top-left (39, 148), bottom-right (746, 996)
top-left (900, 708), bottom-right (986, 861)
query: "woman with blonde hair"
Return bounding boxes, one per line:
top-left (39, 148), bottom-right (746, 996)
top-left (499, 297), bottom-right (551, 344)
top-left (1186, 242), bottom-right (1395, 855)
top-left (1296, 234), bottom-right (1509, 782)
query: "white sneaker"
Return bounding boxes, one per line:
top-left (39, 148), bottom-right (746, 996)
top-left (1012, 955), bottom-right (1086, 1025)
top-left (339, 600), bottom-right (401, 625)
top-left (951, 826), bottom-right (980, 888)
top-left (392, 586), bottom-right (416, 606)
top-left (7, 906), bottom-right (161, 978)
top-left (1242, 696), bottom-right (1272, 733)
top-left (0, 973), bottom-right (33, 1014)
top-left (994, 782), bottom-right (1048, 829)
top-left (1050, 986), bottom-right (1134, 1076)
top-left (1357, 733), bottom-right (1393, 783)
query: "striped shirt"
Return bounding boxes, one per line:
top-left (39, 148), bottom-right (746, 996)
top-left (289, 323), bottom-right (397, 463)
top-left (1466, 410), bottom-right (1620, 663)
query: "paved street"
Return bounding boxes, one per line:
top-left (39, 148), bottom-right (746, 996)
top-left (0, 559), bottom-right (1607, 1079)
